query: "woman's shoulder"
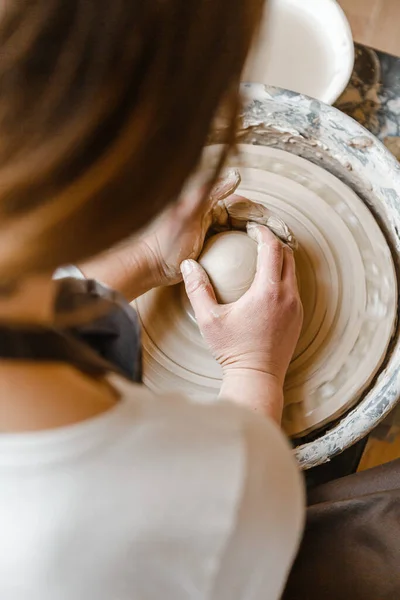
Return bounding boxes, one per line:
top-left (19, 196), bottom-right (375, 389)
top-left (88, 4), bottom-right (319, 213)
top-left (113, 376), bottom-right (302, 494)
top-left (113, 375), bottom-right (277, 444)
top-left (112, 378), bottom-right (304, 600)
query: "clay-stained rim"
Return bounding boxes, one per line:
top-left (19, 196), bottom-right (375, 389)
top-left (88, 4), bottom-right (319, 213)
top-left (211, 84), bottom-right (400, 469)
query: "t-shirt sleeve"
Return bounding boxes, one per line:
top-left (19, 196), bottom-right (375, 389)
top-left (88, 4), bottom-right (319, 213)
top-left (210, 409), bottom-right (305, 600)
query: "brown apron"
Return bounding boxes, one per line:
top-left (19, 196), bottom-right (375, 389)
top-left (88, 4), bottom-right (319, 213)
top-left (284, 459), bottom-right (400, 600)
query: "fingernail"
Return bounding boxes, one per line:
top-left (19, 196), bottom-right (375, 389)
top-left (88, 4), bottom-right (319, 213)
top-left (180, 260), bottom-right (193, 277)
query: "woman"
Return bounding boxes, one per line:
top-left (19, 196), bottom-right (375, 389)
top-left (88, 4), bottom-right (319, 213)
top-left (0, 1), bottom-right (304, 599)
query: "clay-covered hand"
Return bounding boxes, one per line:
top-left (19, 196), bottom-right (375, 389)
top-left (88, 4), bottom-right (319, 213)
top-left (181, 223), bottom-right (303, 386)
top-left (80, 169), bottom-right (241, 300)
top-left (140, 169), bottom-right (241, 287)
top-left (211, 194), bottom-right (298, 250)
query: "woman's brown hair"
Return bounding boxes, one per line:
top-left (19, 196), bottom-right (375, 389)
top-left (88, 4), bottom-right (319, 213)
top-left (0, 0), bottom-right (264, 281)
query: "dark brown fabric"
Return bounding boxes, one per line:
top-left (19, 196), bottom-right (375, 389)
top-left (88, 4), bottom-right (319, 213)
top-left (0, 277), bottom-right (142, 381)
top-left (283, 459), bottom-right (400, 600)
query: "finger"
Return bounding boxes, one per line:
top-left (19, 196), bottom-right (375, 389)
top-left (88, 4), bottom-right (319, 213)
top-left (281, 246), bottom-right (297, 284)
top-left (247, 223), bottom-right (284, 286)
top-left (209, 169), bottom-right (241, 204)
top-left (225, 194), bottom-right (268, 226)
top-left (180, 259), bottom-right (218, 319)
top-left (177, 170), bottom-right (240, 233)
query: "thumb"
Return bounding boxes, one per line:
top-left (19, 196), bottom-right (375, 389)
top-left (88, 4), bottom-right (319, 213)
top-left (180, 259), bottom-right (218, 320)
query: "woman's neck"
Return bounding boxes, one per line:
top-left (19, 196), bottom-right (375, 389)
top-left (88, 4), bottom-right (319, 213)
top-left (0, 362), bottom-right (118, 433)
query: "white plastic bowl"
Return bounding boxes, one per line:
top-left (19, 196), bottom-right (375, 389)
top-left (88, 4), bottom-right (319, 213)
top-left (244, 0), bottom-right (354, 104)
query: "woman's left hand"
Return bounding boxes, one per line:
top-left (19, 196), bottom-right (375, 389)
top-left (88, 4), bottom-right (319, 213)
top-left (80, 169), bottom-right (241, 300)
top-left (141, 169), bottom-right (241, 287)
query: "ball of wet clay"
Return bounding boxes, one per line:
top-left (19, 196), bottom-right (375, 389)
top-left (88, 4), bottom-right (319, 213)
top-left (198, 231), bottom-right (257, 304)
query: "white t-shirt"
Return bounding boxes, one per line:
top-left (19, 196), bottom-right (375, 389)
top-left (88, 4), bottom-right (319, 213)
top-left (0, 379), bottom-right (304, 600)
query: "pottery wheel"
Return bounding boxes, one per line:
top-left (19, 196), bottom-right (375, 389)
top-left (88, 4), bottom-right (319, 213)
top-left (135, 145), bottom-right (398, 437)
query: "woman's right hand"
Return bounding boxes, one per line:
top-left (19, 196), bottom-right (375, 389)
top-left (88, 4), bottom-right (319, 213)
top-left (180, 223), bottom-right (303, 420)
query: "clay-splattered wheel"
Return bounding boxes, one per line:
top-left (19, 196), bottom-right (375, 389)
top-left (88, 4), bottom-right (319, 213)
top-left (136, 144), bottom-right (397, 439)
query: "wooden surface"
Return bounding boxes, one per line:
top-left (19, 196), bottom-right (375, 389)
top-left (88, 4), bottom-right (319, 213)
top-left (358, 434), bottom-right (400, 470)
top-left (358, 404), bottom-right (400, 471)
top-left (338, 0), bottom-right (400, 57)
